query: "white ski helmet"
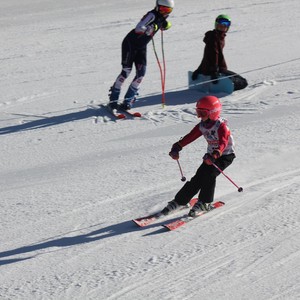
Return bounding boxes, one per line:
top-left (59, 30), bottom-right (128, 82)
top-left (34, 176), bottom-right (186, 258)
top-left (156, 0), bottom-right (174, 8)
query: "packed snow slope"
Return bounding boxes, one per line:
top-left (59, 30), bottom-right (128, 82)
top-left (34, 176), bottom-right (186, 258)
top-left (1, 0), bottom-right (300, 299)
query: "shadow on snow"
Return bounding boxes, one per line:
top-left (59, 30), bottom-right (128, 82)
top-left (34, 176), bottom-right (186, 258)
top-left (0, 219), bottom-right (171, 266)
top-left (0, 88), bottom-right (228, 135)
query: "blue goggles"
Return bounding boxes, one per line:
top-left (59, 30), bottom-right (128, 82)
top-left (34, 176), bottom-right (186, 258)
top-left (217, 19), bottom-right (231, 27)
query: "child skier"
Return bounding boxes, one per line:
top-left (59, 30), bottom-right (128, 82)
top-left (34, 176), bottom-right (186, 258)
top-left (161, 95), bottom-right (236, 217)
top-left (191, 14), bottom-right (248, 91)
top-left (108, 0), bottom-right (174, 111)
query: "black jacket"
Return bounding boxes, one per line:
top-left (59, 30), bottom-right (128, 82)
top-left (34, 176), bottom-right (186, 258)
top-left (196, 30), bottom-right (228, 75)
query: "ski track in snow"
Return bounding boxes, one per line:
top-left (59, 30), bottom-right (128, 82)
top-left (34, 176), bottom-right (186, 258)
top-left (1, 80), bottom-right (300, 299)
top-left (84, 167), bottom-right (300, 300)
top-left (94, 76), bottom-right (299, 125)
top-left (1, 0), bottom-right (300, 299)
top-left (1, 78), bottom-right (300, 299)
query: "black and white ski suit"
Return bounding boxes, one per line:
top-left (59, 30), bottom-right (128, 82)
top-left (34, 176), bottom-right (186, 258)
top-left (110, 9), bottom-right (170, 102)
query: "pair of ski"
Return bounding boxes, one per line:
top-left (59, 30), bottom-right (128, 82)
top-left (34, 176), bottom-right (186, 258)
top-left (133, 198), bottom-right (225, 231)
top-left (101, 104), bottom-right (141, 119)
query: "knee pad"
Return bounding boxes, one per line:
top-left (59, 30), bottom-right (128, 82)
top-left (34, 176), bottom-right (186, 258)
top-left (129, 65), bottom-right (146, 90)
top-left (130, 76), bottom-right (144, 90)
top-left (114, 67), bottom-right (132, 90)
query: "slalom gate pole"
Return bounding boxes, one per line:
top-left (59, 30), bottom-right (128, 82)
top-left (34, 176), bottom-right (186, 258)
top-left (212, 163), bottom-right (243, 192)
top-left (177, 160), bottom-right (186, 182)
top-left (161, 30), bottom-right (166, 108)
top-left (152, 32), bottom-right (166, 108)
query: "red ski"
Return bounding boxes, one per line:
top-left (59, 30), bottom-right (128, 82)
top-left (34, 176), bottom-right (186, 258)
top-left (117, 108), bottom-right (142, 118)
top-left (163, 201), bottom-right (225, 231)
top-left (133, 198), bottom-right (198, 227)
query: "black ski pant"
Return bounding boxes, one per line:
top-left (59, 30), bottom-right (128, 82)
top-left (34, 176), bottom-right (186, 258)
top-left (174, 153), bottom-right (235, 205)
top-left (121, 37), bottom-right (147, 72)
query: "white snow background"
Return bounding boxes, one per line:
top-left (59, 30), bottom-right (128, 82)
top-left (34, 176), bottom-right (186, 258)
top-left (1, 0), bottom-right (300, 299)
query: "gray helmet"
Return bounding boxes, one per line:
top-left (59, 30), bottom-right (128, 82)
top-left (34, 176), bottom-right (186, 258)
top-left (156, 0), bottom-right (174, 8)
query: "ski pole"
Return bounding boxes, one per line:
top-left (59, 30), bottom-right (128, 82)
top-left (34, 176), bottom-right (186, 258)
top-left (212, 163), bottom-right (243, 192)
top-left (177, 160), bottom-right (186, 182)
top-left (152, 31), bottom-right (166, 108)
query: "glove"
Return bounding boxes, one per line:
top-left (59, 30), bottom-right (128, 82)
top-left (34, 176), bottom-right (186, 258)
top-left (162, 21), bottom-right (172, 31)
top-left (203, 150), bottom-right (221, 165)
top-left (169, 142), bottom-right (182, 160)
top-left (192, 70), bottom-right (199, 81)
top-left (145, 24), bottom-right (158, 36)
top-left (203, 153), bottom-right (214, 165)
top-left (210, 72), bottom-right (219, 84)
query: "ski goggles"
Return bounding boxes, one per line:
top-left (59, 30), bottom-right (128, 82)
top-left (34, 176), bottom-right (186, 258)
top-left (196, 108), bottom-right (210, 118)
top-left (217, 19), bottom-right (231, 27)
top-left (158, 5), bottom-right (173, 15)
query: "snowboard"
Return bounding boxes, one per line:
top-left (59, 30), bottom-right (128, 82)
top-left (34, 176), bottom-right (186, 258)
top-left (188, 71), bottom-right (234, 94)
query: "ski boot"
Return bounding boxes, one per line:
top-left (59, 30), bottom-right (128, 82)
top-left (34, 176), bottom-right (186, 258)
top-left (118, 100), bottom-right (132, 111)
top-left (119, 86), bottom-right (138, 110)
top-left (161, 200), bottom-right (180, 215)
top-left (188, 201), bottom-right (212, 217)
top-left (108, 86), bottom-right (120, 110)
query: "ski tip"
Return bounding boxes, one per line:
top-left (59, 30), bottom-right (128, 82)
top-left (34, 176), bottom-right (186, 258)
top-left (132, 219), bottom-right (142, 227)
top-left (162, 225), bottom-right (172, 231)
top-left (132, 218), bottom-right (152, 227)
top-left (117, 114), bottom-right (126, 119)
top-left (132, 112), bottom-right (142, 117)
top-left (163, 220), bottom-right (186, 231)
top-left (163, 224), bottom-right (174, 231)
top-left (213, 201), bottom-right (225, 208)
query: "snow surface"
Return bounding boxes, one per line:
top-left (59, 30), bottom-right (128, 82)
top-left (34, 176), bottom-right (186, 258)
top-left (1, 0), bottom-right (300, 299)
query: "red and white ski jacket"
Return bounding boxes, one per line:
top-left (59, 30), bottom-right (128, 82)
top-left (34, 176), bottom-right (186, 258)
top-left (178, 118), bottom-right (235, 156)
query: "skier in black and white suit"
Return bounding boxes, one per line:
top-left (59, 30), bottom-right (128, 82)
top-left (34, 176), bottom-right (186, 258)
top-left (108, 0), bottom-right (174, 110)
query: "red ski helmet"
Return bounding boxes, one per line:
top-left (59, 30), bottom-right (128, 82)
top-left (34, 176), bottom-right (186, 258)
top-left (196, 96), bottom-right (222, 120)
